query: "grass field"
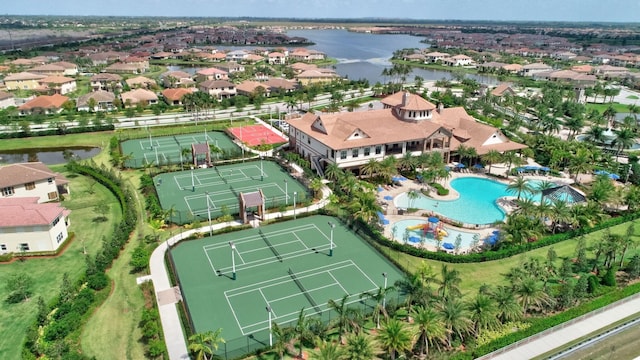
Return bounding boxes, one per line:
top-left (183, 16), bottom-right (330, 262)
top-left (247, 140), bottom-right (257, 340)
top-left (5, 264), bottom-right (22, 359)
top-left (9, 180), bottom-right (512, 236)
top-left (585, 102), bottom-right (633, 114)
top-left (154, 160), bottom-right (308, 224)
top-left (380, 219), bottom-right (640, 296)
top-left (170, 215), bottom-right (406, 359)
top-left (0, 168), bottom-right (121, 360)
top-left (120, 130), bottom-right (240, 168)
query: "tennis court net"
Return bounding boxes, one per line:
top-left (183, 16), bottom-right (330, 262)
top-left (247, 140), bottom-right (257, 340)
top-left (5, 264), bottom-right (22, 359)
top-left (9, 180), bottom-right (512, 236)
top-left (173, 135), bottom-right (182, 147)
top-left (259, 230), bottom-right (283, 262)
top-left (288, 268), bottom-right (322, 314)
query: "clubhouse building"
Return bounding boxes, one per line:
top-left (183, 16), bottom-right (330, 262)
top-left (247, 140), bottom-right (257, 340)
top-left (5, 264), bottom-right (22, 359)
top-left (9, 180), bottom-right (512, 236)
top-left (286, 91), bottom-right (526, 174)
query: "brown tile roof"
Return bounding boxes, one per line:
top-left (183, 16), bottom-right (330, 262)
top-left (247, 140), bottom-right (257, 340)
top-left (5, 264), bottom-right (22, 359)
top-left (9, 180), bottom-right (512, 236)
top-left (39, 76), bottom-right (75, 84)
top-left (121, 88), bottom-right (158, 103)
top-left (381, 92), bottom-right (436, 111)
top-left (490, 83), bottom-right (514, 97)
top-left (288, 92), bottom-right (526, 155)
top-left (90, 73), bottom-right (123, 81)
top-left (162, 88), bottom-right (196, 101)
top-left (264, 78), bottom-right (298, 90)
top-left (4, 72), bottom-right (46, 81)
top-left (0, 90), bottom-right (14, 101)
top-left (199, 80), bottom-right (234, 89)
top-left (236, 80), bottom-right (268, 94)
top-left (0, 162), bottom-right (60, 188)
top-left (77, 90), bottom-right (116, 107)
top-left (18, 94), bottom-right (69, 110)
top-left (0, 197), bottom-right (68, 227)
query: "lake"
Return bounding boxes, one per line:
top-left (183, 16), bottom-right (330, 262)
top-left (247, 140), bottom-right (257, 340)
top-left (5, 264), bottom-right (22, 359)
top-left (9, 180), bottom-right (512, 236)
top-left (0, 146), bottom-right (101, 165)
top-left (172, 29), bottom-right (498, 85)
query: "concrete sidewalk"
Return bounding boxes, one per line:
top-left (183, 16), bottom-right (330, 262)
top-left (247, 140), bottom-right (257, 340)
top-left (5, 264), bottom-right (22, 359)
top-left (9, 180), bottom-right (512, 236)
top-left (478, 293), bottom-right (640, 360)
top-left (149, 184), bottom-right (331, 360)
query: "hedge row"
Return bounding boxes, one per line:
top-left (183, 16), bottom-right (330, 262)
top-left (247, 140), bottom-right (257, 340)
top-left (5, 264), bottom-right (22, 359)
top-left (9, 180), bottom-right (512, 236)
top-left (22, 161), bottom-right (140, 359)
top-left (471, 282), bottom-right (640, 358)
top-left (0, 124), bottom-right (114, 139)
top-left (359, 209), bottom-right (640, 264)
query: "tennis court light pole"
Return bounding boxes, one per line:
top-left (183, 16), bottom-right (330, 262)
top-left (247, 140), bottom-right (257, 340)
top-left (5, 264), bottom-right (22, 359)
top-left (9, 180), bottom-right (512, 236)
top-left (191, 167), bottom-right (195, 192)
top-left (266, 305), bottom-right (273, 347)
top-left (154, 146), bottom-right (159, 165)
top-left (229, 241), bottom-right (236, 280)
top-left (206, 191), bottom-right (212, 237)
top-left (284, 179), bottom-right (288, 205)
top-left (293, 192), bottom-right (297, 219)
top-left (328, 222), bottom-right (335, 256)
top-left (382, 272), bottom-right (388, 310)
top-left (260, 156), bottom-right (264, 181)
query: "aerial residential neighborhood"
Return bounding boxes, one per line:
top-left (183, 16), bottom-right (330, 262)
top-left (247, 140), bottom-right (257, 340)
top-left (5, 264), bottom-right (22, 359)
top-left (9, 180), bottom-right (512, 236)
top-left (1, 5), bottom-right (640, 360)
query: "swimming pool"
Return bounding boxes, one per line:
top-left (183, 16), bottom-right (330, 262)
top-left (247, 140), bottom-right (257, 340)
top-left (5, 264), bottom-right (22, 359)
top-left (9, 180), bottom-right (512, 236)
top-left (391, 219), bottom-right (481, 251)
top-left (394, 177), bottom-right (539, 225)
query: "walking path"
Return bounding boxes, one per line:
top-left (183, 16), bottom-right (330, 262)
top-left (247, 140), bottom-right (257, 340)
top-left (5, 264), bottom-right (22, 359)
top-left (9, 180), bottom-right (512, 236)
top-left (148, 183), bottom-right (331, 360)
top-left (478, 292), bottom-right (640, 360)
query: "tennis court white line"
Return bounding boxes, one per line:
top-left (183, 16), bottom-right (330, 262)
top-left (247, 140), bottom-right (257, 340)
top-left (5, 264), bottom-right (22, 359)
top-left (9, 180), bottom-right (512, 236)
top-left (226, 261), bottom-right (354, 297)
top-left (205, 248), bottom-right (217, 275)
top-left (203, 224), bottom-right (322, 250)
top-left (226, 294), bottom-right (244, 333)
top-left (329, 272), bottom-right (349, 295)
top-left (215, 244), bottom-right (332, 274)
top-left (234, 247), bottom-right (246, 264)
top-left (234, 239), bottom-right (302, 256)
top-left (259, 289), bottom-right (275, 317)
top-left (292, 232), bottom-right (309, 250)
top-left (269, 282), bottom-right (340, 304)
top-left (352, 262), bottom-right (379, 289)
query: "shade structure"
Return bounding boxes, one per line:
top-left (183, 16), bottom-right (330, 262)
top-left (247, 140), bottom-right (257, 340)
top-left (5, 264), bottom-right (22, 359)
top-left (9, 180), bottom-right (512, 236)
top-left (473, 163), bottom-right (484, 169)
top-left (455, 163), bottom-right (466, 168)
top-left (408, 236), bottom-right (421, 243)
top-left (428, 216), bottom-right (440, 223)
top-left (445, 166), bottom-right (451, 171)
top-left (594, 170), bottom-right (609, 176)
top-left (376, 211), bottom-right (389, 225)
top-left (486, 235), bottom-right (499, 245)
top-left (609, 173), bottom-right (620, 180)
top-left (442, 242), bottom-right (455, 250)
top-left (383, 195), bottom-right (394, 200)
top-left (492, 229), bottom-right (500, 234)
top-left (377, 186), bottom-right (384, 192)
top-left (540, 167), bottom-right (550, 172)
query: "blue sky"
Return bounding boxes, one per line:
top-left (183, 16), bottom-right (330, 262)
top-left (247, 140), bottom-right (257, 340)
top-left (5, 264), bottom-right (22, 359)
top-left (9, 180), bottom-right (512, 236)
top-left (5, 0), bottom-right (640, 22)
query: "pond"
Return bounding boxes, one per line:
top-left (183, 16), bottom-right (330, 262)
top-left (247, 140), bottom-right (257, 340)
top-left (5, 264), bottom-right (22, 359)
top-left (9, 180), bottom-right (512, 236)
top-left (0, 146), bottom-right (101, 165)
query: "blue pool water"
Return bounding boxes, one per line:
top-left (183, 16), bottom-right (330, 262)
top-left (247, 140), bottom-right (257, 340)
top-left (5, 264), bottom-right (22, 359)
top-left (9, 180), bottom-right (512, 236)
top-left (391, 219), bottom-right (480, 251)
top-left (394, 177), bottom-right (541, 225)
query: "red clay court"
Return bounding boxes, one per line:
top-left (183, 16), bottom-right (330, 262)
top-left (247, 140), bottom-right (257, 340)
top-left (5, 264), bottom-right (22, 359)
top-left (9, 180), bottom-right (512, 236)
top-left (228, 124), bottom-right (287, 147)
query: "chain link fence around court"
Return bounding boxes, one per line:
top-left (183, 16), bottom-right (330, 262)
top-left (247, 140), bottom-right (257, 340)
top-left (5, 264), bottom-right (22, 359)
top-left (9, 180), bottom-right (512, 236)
top-left (215, 292), bottom-right (404, 360)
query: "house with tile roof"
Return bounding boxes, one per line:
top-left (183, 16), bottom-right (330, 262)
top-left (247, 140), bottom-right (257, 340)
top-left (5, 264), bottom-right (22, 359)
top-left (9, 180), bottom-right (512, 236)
top-left (125, 75), bottom-right (157, 89)
top-left (77, 90), bottom-right (116, 112)
top-left (0, 162), bottom-right (69, 203)
top-left (295, 68), bottom-right (340, 86)
top-left (286, 91), bottom-right (526, 173)
top-left (37, 76), bottom-right (77, 95)
top-left (29, 64), bottom-right (66, 76)
top-left (18, 94), bottom-right (69, 115)
top-left (162, 88), bottom-right (197, 105)
top-left (0, 197), bottom-right (71, 253)
top-left (120, 88), bottom-right (158, 106)
top-left (0, 90), bottom-right (15, 109)
top-left (519, 63), bottom-right (553, 77)
top-left (4, 72), bottom-right (47, 90)
top-left (90, 73), bottom-right (123, 92)
top-left (160, 70), bottom-right (195, 88)
top-left (195, 68), bottom-right (229, 82)
top-left (198, 80), bottom-right (236, 100)
top-left (236, 80), bottom-right (270, 97)
top-left (268, 52), bottom-right (287, 65)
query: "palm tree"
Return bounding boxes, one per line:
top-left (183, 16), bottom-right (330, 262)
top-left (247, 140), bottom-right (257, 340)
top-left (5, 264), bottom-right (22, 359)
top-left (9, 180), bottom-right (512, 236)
top-left (411, 305), bottom-right (446, 358)
top-left (361, 159), bottom-right (382, 179)
top-left (514, 276), bottom-right (553, 315)
top-left (271, 322), bottom-right (294, 360)
top-left (439, 297), bottom-right (473, 348)
top-left (482, 149), bottom-right (502, 174)
top-left (327, 294), bottom-right (350, 341)
top-left (394, 273), bottom-right (428, 312)
top-left (342, 333), bottom-right (379, 360)
top-left (294, 308), bottom-right (313, 358)
top-left (535, 180), bottom-right (556, 203)
top-left (360, 284), bottom-right (394, 329)
top-left (502, 151), bottom-right (525, 176)
top-left (612, 128), bottom-right (636, 161)
top-left (568, 147), bottom-right (594, 183)
top-left (397, 152), bottom-right (416, 173)
top-left (407, 189), bottom-right (420, 209)
top-left (456, 144), bottom-right (478, 166)
top-left (348, 191), bottom-right (382, 225)
top-left (549, 199), bottom-right (573, 234)
top-left (188, 329), bottom-right (224, 360)
top-left (506, 176), bottom-right (536, 200)
top-left (438, 265), bottom-right (462, 301)
top-left (377, 318), bottom-right (415, 360)
top-left (309, 177), bottom-right (324, 199)
top-left (501, 214), bottom-right (544, 245)
top-left (310, 339), bottom-right (342, 360)
top-left (512, 198), bottom-right (538, 217)
top-left (467, 292), bottom-right (499, 338)
top-left (491, 286), bottom-right (523, 323)
top-left (324, 163), bottom-right (343, 182)
top-left (584, 125), bottom-right (607, 144)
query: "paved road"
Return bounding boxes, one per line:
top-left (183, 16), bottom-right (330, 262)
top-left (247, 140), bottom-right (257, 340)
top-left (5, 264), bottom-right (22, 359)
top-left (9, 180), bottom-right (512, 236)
top-left (478, 293), bottom-right (640, 360)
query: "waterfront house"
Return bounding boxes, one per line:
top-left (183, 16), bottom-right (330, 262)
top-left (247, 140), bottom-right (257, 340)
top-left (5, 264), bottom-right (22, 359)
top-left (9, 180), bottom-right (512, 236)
top-left (198, 80), bottom-right (236, 100)
top-left (0, 162), bottom-right (69, 203)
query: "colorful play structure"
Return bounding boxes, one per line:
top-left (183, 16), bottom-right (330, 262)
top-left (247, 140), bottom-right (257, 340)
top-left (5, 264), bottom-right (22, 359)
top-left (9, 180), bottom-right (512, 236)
top-left (406, 216), bottom-right (448, 240)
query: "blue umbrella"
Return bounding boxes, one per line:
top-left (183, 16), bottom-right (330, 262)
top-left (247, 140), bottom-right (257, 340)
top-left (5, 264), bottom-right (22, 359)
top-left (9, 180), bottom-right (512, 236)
top-left (408, 236), bottom-right (421, 244)
top-left (594, 170), bottom-right (609, 176)
top-left (473, 163), bottom-right (484, 169)
top-left (540, 167), bottom-right (550, 172)
top-left (384, 195), bottom-right (393, 200)
top-left (377, 186), bottom-right (384, 192)
top-left (486, 235), bottom-right (499, 245)
top-left (456, 163), bottom-right (466, 168)
top-left (445, 166), bottom-right (451, 171)
top-left (609, 173), bottom-right (620, 180)
top-left (442, 242), bottom-right (455, 250)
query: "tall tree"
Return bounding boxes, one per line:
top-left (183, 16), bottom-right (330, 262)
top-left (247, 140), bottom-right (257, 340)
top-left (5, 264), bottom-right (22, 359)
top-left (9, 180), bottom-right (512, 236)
top-left (506, 176), bottom-right (536, 200)
top-left (376, 319), bottom-right (414, 360)
top-left (342, 333), bottom-right (380, 360)
top-left (411, 305), bottom-right (446, 358)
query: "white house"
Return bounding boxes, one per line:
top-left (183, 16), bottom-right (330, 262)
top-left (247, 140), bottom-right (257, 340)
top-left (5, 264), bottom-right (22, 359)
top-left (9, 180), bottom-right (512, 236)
top-left (0, 162), bottom-right (69, 203)
top-left (519, 63), bottom-right (553, 77)
top-left (0, 197), bottom-right (71, 253)
top-left (286, 92), bottom-right (526, 174)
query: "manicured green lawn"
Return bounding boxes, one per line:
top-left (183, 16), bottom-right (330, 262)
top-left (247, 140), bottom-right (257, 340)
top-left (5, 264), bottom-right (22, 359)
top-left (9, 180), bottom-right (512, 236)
top-left (586, 102), bottom-right (633, 114)
top-left (0, 169), bottom-right (121, 360)
top-left (380, 219), bottom-right (640, 296)
top-left (627, 95), bottom-right (639, 100)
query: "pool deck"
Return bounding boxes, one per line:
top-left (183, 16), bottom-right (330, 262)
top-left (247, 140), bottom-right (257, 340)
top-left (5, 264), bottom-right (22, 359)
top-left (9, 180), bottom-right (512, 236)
top-left (377, 161), bottom-right (576, 252)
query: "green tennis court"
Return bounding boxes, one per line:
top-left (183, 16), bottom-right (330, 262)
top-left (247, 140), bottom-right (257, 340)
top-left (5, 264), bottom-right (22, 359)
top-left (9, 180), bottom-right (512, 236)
top-left (153, 160), bottom-right (308, 224)
top-left (169, 215), bottom-right (405, 358)
top-left (120, 130), bottom-right (239, 168)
